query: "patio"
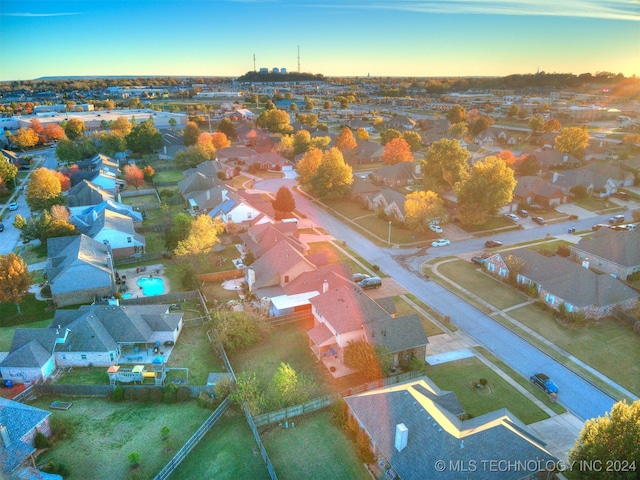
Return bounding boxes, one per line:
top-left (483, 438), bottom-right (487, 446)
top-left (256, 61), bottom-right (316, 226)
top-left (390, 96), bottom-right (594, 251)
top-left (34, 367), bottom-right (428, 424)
top-left (117, 263), bottom-right (170, 299)
top-left (119, 343), bottom-right (175, 365)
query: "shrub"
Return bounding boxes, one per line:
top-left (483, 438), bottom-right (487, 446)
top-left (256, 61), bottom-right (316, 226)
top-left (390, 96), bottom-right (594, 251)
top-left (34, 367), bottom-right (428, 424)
top-left (49, 416), bottom-right (79, 441)
top-left (372, 264), bottom-right (380, 272)
top-left (137, 388), bottom-right (151, 403)
top-left (149, 387), bottom-right (164, 403)
top-left (330, 399), bottom-right (349, 428)
top-left (124, 387), bottom-right (138, 402)
top-left (40, 284), bottom-right (52, 298)
top-left (213, 377), bottom-right (234, 399)
top-left (557, 245), bottom-right (571, 257)
top-left (34, 431), bottom-right (51, 449)
top-left (408, 356), bottom-right (427, 373)
top-left (163, 383), bottom-right (178, 403)
top-left (177, 387), bottom-right (191, 402)
top-left (128, 451), bottom-right (142, 469)
top-left (39, 461), bottom-right (70, 477)
top-left (196, 391), bottom-right (216, 409)
top-left (479, 378), bottom-right (488, 387)
top-left (159, 188), bottom-right (174, 199)
top-left (112, 386), bottom-right (125, 403)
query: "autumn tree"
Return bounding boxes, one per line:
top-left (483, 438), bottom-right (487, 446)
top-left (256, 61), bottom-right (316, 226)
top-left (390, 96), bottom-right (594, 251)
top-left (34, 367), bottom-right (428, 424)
top-left (555, 126), bottom-right (590, 158)
top-left (506, 105), bottom-right (519, 119)
top-left (210, 131), bottom-right (230, 150)
top-left (195, 132), bottom-right (217, 160)
top-left (380, 128), bottom-right (402, 146)
top-left (272, 186), bottom-right (296, 219)
top-left (528, 115), bottom-right (545, 135)
top-left (422, 138), bottom-right (470, 189)
top-left (456, 156), bottom-right (516, 225)
top-left (183, 121), bottom-right (201, 146)
top-left (26, 168), bottom-right (64, 211)
top-left (543, 118), bottom-right (561, 133)
top-left (515, 154), bottom-right (540, 176)
top-left (310, 135), bottom-right (331, 150)
top-left (381, 138), bottom-right (414, 165)
top-left (142, 165), bottom-right (155, 182)
top-left (0, 155), bottom-right (18, 189)
top-left (621, 134), bottom-right (640, 150)
top-left (447, 122), bottom-right (469, 140)
top-left (404, 190), bottom-right (446, 232)
top-left (29, 118), bottom-right (45, 144)
top-left (568, 400), bottom-right (640, 480)
top-left (446, 105), bottom-right (467, 124)
top-left (165, 213), bottom-right (193, 251)
top-left (124, 164), bottom-right (145, 190)
top-left (64, 118), bottom-right (86, 140)
top-left (503, 254), bottom-right (526, 284)
top-left (310, 147), bottom-right (353, 200)
top-left (296, 148), bottom-right (322, 186)
top-left (126, 118), bottom-right (163, 154)
top-left (293, 130), bottom-right (311, 156)
top-left (402, 131), bottom-right (423, 152)
top-left (276, 135), bottom-right (295, 160)
top-left (335, 127), bottom-right (357, 160)
top-left (217, 117), bottom-right (237, 139)
top-left (174, 215), bottom-right (225, 271)
top-left (111, 116), bottom-right (133, 136)
top-left (15, 210), bottom-right (77, 246)
top-left (53, 171), bottom-right (71, 191)
top-left (10, 128), bottom-right (39, 150)
top-left (469, 115), bottom-right (494, 136)
top-left (355, 128), bottom-right (369, 141)
top-left (0, 253), bottom-right (33, 315)
top-left (496, 150), bottom-right (517, 167)
top-left (256, 108), bottom-right (292, 134)
top-left (42, 123), bottom-right (65, 143)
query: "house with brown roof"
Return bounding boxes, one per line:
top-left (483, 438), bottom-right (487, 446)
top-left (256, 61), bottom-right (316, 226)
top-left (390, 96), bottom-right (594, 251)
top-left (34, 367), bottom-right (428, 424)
top-left (571, 228), bottom-right (640, 280)
top-left (475, 128), bottom-right (520, 147)
top-left (215, 145), bottom-right (258, 164)
top-left (240, 221), bottom-right (307, 258)
top-left (532, 149), bottom-right (581, 171)
top-left (367, 189), bottom-right (408, 222)
top-left (513, 176), bottom-right (568, 208)
top-left (351, 140), bottom-right (385, 164)
top-left (372, 162), bottom-right (421, 188)
top-left (484, 248), bottom-right (638, 318)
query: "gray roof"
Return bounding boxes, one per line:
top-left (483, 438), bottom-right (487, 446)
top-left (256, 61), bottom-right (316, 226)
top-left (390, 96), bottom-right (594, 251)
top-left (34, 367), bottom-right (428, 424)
top-left (345, 377), bottom-right (555, 480)
top-left (574, 228), bottom-right (640, 268)
top-left (66, 179), bottom-right (114, 207)
top-left (71, 209), bottom-right (145, 247)
top-left (0, 397), bottom-right (51, 474)
top-left (375, 162), bottom-right (420, 181)
top-left (363, 313), bottom-right (429, 354)
top-left (71, 199), bottom-right (143, 223)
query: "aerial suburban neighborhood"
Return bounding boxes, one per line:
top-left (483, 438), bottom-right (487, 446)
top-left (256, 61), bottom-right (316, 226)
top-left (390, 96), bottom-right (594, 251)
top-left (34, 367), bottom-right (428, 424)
top-left (0, 2), bottom-right (639, 479)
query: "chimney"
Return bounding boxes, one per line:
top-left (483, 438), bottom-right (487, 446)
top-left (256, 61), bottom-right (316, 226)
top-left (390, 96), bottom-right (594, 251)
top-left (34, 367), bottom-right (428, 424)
top-left (552, 172), bottom-right (558, 183)
top-left (563, 155), bottom-right (568, 163)
top-left (322, 280), bottom-right (329, 293)
top-left (582, 259), bottom-right (590, 269)
top-left (246, 268), bottom-right (255, 292)
top-left (395, 423), bottom-right (408, 452)
top-left (0, 425), bottom-right (11, 448)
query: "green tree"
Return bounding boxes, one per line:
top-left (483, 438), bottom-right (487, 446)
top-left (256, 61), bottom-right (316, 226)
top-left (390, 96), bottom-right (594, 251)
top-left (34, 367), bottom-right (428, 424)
top-left (515, 154), bottom-right (540, 176)
top-left (272, 186), bottom-right (296, 219)
top-left (404, 190), bottom-right (446, 232)
top-left (469, 115), bottom-right (494, 136)
top-left (182, 121), bottom-right (201, 146)
top-left (0, 155), bottom-right (18, 188)
top-left (230, 372), bottom-right (264, 415)
top-left (272, 362), bottom-right (313, 407)
top-left (64, 118), bottom-right (86, 141)
top-left (456, 156), bottom-right (516, 225)
top-left (568, 400), bottom-right (640, 480)
top-left (422, 138), bottom-right (470, 189)
top-left (126, 118), bottom-right (163, 154)
top-left (174, 145), bottom-right (209, 168)
top-left (101, 132), bottom-right (127, 157)
top-left (256, 109), bottom-right (292, 134)
top-left (555, 126), bottom-right (590, 158)
top-left (213, 310), bottom-right (264, 352)
top-left (296, 148), bottom-right (322, 186)
top-left (26, 168), bottom-right (64, 211)
top-left (381, 138), bottom-right (413, 165)
top-left (402, 131), bottom-right (422, 152)
top-left (164, 213), bottom-right (192, 251)
top-left (0, 253), bottom-right (33, 315)
top-left (168, 117), bottom-right (178, 130)
top-left (54, 138), bottom-right (83, 164)
top-left (344, 340), bottom-right (392, 381)
top-left (445, 105), bottom-right (467, 124)
top-left (380, 128), bottom-right (402, 146)
top-left (15, 210), bottom-right (77, 246)
top-left (310, 147), bottom-right (353, 200)
top-left (217, 118), bottom-right (236, 140)
top-left (528, 115), bottom-right (545, 135)
top-left (127, 451), bottom-right (141, 469)
top-left (447, 122), bottom-right (469, 140)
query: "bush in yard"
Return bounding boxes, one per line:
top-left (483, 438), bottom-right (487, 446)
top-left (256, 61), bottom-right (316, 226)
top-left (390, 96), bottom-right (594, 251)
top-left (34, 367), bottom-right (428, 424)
top-left (330, 398), bottom-right (349, 429)
top-left (196, 391), bottom-right (216, 409)
top-left (39, 461), bottom-right (70, 477)
top-left (478, 378), bottom-right (488, 388)
top-left (408, 356), bottom-right (427, 373)
top-left (49, 416), bottom-right (79, 441)
top-left (40, 284), bottom-right (51, 298)
top-left (34, 431), bottom-right (51, 449)
top-left (112, 386), bottom-right (125, 403)
top-left (163, 383), bottom-right (178, 403)
top-left (355, 427), bottom-right (375, 463)
top-left (124, 387), bottom-right (138, 402)
top-left (213, 377), bottom-right (234, 399)
top-left (149, 387), bottom-right (164, 403)
top-left (137, 387), bottom-right (151, 403)
top-left (177, 386), bottom-right (191, 402)
top-left (372, 264), bottom-right (380, 272)
top-left (557, 245), bottom-right (571, 257)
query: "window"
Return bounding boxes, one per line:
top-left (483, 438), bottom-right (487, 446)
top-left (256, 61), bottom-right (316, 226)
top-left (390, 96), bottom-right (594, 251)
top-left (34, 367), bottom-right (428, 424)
top-left (499, 267), bottom-right (507, 277)
top-left (247, 211), bottom-right (252, 219)
top-left (81, 354), bottom-right (87, 360)
top-left (284, 275), bottom-right (289, 283)
top-left (545, 293), bottom-right (556, 305)
top-left (487, 263), bottom-right (495, 273)
top-left (127, 236), bottom-right (132, 243)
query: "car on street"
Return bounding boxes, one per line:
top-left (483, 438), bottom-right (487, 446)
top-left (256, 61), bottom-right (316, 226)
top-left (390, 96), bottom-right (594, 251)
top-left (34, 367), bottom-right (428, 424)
top-left (431, 239), bottom-right (451, 247)
top-left (352, 273), bottom-right (370, 283)
top-left (471, 256), bottom-right (486, 266)
top-left (518, 209), bottom-right (529, 217)
top-left (429, 223), bottom-right (443, 233)
top-left (609, 215), bottom-right (625, 225)
top-left (484, 240), bottom-right (503, 248)
top-left (8, 202), bottom-right (18, 211)
top-left (357, 276), bottom-right (382, 290)
top-left (532, 216), bottom-right (546, 225)
top-left (504, 213), bottom-right (519, 222)
top-left (530, 373), bottom-right (558, 394)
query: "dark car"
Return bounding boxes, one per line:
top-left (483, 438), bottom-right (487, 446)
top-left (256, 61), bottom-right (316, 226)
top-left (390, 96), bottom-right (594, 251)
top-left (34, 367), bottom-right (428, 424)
top-left (484, 240), bottom-right (503, 248)
top-left (0, 223), bottom-right (3, 232)
top-left (518, 209), bottom-right (529, 217)
top-left (530, 373), bottom-right (558, 394)
top-left (532, 216), bottom-right (546, 225)
top-left (609, 215), bottom-right (625, 225)
top-left (357, 277), bottom-right (382, 290)
top-left (471, 256), bottom-right (486, 266)
top-left (352, 273), bottom-right (371, 283)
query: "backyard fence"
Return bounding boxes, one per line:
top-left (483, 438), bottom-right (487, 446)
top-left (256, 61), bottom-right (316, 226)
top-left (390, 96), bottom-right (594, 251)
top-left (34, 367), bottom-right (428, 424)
top-left (153, 396), bottom-right (231, 480)
top-left (120, 188), bottom-right (160, 198)
top-left (114, 252), bottom-right (165, 266)
top-left (33, 384), bottom-right (208, 398)
top-left (263, 310), bottom-right (313, 327)
top-left (612, 307), bottom-right (640, 335)
top-left (252, 393), bottom-right (339, 427)
top-left (197, 270), bottom-right (245, 283)
top-left (244, 405), bottom-right (279, 480)
top-left (135, 224), bottom-right (171, 234)
top-left (119, 290), bottom-right (200, 306)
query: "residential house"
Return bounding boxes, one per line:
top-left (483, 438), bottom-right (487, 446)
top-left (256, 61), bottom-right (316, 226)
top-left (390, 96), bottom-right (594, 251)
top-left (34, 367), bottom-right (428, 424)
top-left (215, 145), bottom-right (257, 164)
top-left (240, 221), bottom-right (307, 258)
top-left (512, 176), bottom-right (568, 209)
top-left (70, 208), bottom-right (145, 259)
top-left (347, 118), bottom-right (375, 132)
top-left (0, 304), bottom-right (183, 384)
top-left (68, 198), bottom-right (144, 226)
top-left (345, 376), bottom-right (556, 480)
top-left (571, 228), bottom-right (640, 280)
top-left (66, 179), bottom-right (114, 208)
top-left (550, 163), bottom-right (634, 197)
top-left (351, 140), bottom-right (385, 164)
top-left (208, 190), bottom-right (274, 228)
top-left (484, 248), bottom-right (638, 318)
top-left (177, 173), bottom-right (227, 213)
top-left (70, 169), bottom-right (124, 195)
top-left (367, 189), bottom-right (408, 222)
top-left (349, 176), bottom-right (382, 202)
top-left (584, 140), bottom-right (616, 161)
top-left (475, 127), bottom-right (520, 147)
top-left (0, 148), bottom-right (20, 167)
top-left (183, 159), bottom-right (233, 180)
top-left (532, 149), bottom-right (581, 171)
top-left (385, 115), bottom-right (416, 131)
top-left (44, 234), bottom-right (117, 307)
top-left (372, 162), bottom-right (421, 188)
top-left (362, 314), bottom-right (429, 367)
top-left (0, 398), bottom-right (52, 477)
top-left (76, 153), bottom-right (120, 176)
top-left (243, 151), bottom-right (291, 172)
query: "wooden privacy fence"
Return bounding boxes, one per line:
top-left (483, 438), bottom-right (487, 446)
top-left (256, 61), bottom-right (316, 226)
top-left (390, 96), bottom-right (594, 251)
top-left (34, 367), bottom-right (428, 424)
top-left (252, 394), bottom-right (339, 427)
top-left (119, 290), bottom-right (200, 306)
top-left (197, 270), bottom-right (245, 283)
top-left (244, 406), bottom-right (279, 480)
top-left (612, 308), bottom-right (640, 334)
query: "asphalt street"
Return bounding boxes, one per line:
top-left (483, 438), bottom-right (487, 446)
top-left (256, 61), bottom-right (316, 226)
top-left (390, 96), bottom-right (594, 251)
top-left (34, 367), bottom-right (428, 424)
top-left (254, 176), bottom-right (620, 421)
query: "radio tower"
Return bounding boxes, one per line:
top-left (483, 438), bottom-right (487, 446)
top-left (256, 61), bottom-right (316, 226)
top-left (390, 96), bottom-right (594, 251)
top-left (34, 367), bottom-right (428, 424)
top-left (253, 53), bottom-right (256, 72)
top-left (297, 45), bottom-right (300, 73)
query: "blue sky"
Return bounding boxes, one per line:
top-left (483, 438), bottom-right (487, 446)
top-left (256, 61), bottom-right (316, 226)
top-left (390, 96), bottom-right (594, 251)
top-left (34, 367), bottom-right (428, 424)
top-left (0, 0), bottom-right (638, 81)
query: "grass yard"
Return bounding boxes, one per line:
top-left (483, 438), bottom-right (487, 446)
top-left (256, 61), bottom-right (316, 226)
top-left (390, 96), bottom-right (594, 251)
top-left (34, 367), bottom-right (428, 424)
top-left (508, 304), bottom-right (640, 397)
top-left (15, 243), bottom-right (48, 264)
top-left (122, 194), bottom-right (160, 207)
top-left (153, 170), bottom-right (184, 183)
top-left (33, 397), bottom-right (212, 480)
top-left (424, 357), bottom-right (550, 424)
top-left (574, 196), bottom-right (619, 212)
top-left (261, 409), bottom-right (369, 480)
top-left (392, 296), bottom-right (443, 336)
top-left (323, 199), bottom-right (371, 221)
top-left (143, 231), bottom-right (166, 254)
top-left (0, 294), bottom-right (51, 327)
top-left (166, 324), bottom-right (227, 385)
top-left (168, 409), bottom-right (270, 480)
top-left (435, 259), bottom-right (528, 310)
top-left (462, 216), bottom-right (518, 233)
top-left (354, 215), bottom-right (434, 245)
top-left (143, 203), bottom-right (184, 224)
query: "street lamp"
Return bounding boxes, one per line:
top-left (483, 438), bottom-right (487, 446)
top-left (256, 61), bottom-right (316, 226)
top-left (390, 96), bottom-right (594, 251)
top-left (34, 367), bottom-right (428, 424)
top-left (388, 221), bottom-right (392, 247)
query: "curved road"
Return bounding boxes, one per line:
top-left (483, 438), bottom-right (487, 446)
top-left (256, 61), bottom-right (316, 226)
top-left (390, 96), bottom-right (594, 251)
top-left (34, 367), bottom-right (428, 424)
top-left (254, 176), bottom-right (619, 421)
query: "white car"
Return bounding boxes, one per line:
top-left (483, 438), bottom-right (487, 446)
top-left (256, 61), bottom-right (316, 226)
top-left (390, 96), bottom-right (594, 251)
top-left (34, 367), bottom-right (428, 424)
top-left (429, 224), bottom-right (443, 233)
top-left (504, 213), bottom-right (519, 222)
top-left (431, 239), bottom-right (451, 247)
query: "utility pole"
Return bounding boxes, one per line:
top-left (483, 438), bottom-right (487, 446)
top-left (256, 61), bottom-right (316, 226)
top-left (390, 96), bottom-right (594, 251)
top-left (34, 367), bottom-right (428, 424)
top-left (297, 45), bottom-right (300, 73)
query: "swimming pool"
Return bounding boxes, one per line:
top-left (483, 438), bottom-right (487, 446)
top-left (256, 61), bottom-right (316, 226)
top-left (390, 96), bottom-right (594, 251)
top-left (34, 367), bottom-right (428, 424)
top-left (121, 293), bottom-right (133, 299)
top-left (137, 277), bottom-right (165, 296)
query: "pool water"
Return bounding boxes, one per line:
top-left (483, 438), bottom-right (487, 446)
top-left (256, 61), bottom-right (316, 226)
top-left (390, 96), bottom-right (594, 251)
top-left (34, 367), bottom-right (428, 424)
top-left (137, 277), bottom-right (165, 296)
top-left (121, 293), bottom-right (133, 299)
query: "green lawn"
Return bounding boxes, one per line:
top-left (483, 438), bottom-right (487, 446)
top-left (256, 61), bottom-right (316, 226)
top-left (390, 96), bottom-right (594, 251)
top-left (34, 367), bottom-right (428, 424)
top-left (436, 260), bottom-right (528, 310)
top-left (392, 296), bottom-right (443, 336)
top-left (425, 357), bottom-right (551, 424)
top-left (122, 194), bottom-right (160, 207)
top-left (169, 409), bottom-right (270, 480)
top-left (508, 304), bottom-right (640, 397)
top-left (574, 196), bottom-right (620, 212)
top-left (16, 243), bottom-right (48, 264)
top-left (261, 410), bottom-right (369, 480)
top-left (462, 216), bottom-right (518, 233)
top-left (166, 324), bottom-right (226, 385)
top-left (153, 170), bottom-right (184, 183)
top-left (354, 215), bottom-right (434, 244)
top-left (323, 199), bottom-right (371, 221)
top-left (33, 397), bottom-right (212, 480)
top-left (0, 294), bottom-right (51, 327)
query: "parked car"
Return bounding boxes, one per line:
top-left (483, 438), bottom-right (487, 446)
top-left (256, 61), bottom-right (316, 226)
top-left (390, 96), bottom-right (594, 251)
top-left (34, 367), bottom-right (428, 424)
top-left (431, 239), bottom-right (451, 247)
top-left (504, 213), bottom-right (519, 222)
top-left (530, 373), bottom-right (558, 394)
top-left (592, 223), bottom-right (609, 231)
top-left (0, 223), bottom-right (4, 232)
top-left (357, 276), bottom-right (382, 290)
top-left (613, 191), bottom-right (629, 200)
top-left (471, 256), bottom-right (486, 266)
top-left (8, 202), bottom-right (17, 211)
top-left (609, 215), bottom-right (625, 225)
top-left (532, 216), bottom-right (546, 225)
top-left (429, 223), bottom-right (443, 233)
top-left (518, 209), bottom-right (529, 217)
top-left (484, 240), bottom-right (503, 248)
top-left (352, 273), bottom-right (370, 283)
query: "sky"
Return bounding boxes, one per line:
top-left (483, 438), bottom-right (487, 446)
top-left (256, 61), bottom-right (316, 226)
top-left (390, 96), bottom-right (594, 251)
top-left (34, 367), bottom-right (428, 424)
top-left (0, 0), bottom-right (638, 81)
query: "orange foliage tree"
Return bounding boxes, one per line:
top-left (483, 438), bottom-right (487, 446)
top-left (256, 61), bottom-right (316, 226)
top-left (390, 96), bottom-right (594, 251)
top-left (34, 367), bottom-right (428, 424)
top-left (382, 138), bottom-right (413, 165)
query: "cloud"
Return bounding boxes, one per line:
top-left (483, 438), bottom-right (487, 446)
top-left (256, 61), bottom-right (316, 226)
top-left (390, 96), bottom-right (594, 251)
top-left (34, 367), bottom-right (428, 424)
top-left (4, 12), bottom-right (83, 17)
top-left (295, 0), bottom-right (640, 21)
